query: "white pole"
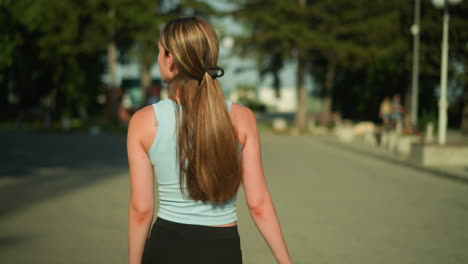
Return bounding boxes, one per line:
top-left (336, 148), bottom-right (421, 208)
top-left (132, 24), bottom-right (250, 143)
top-left (411, 0), bottom-right (421, 129)
top-left (438, 0), bottom-right (449, 144)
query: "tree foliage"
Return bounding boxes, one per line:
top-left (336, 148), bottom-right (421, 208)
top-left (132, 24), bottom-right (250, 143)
top-left (231, 0), bottom-right (307, 96)
top-left (1, 0), bottom-right (467, 130)
top-left (0, 0), bottom-right (216, 123)
top-left (232, 0), bottom-right (468, 129)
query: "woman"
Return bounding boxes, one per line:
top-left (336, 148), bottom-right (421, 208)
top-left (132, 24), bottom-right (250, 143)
top-left (127, 17), bottom-right (291, 264)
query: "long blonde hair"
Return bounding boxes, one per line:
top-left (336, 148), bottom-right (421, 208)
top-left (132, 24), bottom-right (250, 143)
top-left (160, 17), bottom-right (242, 204)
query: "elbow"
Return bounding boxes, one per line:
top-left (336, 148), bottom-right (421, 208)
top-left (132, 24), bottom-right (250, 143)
top-left (129, 203), bottom-right (153, 224)
top-left (247, 198), bottom-right (267, 219)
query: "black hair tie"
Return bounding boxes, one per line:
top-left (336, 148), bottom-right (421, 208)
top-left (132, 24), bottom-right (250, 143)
top-left (201, 50), bottom-right (224, 83)
top-left (205, 66), bottom-right (224, 79)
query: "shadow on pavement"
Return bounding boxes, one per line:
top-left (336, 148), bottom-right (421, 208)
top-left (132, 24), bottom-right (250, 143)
top-left (0, 130), bottom-right (128, 218)
top-left (0, 234), bottom-right (34, 249)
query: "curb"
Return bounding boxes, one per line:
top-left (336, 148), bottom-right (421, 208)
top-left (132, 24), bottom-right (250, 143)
top-left (319, 136), bottom-right (468, 185)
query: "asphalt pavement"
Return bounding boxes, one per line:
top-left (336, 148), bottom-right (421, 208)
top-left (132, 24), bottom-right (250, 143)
top-left (1, 130), bottom-right (467, 264)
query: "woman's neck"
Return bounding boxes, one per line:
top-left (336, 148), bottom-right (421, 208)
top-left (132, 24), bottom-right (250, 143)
top-left (168, 83), bottom-right (181, 104)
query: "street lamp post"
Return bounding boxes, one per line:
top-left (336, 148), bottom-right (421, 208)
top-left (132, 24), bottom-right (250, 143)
top-left (432, 0), bottom-right (463, 145)
top-left (439, 0), bottom-right (449, 145)
top-left (411, 0), bottom-right (421, 130)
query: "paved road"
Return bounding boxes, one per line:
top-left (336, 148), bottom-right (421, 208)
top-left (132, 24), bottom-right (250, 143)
top-left (1, 131), bottom-right (467, 264)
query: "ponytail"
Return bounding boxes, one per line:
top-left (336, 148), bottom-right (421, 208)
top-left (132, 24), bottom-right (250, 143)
top-left (161, 17), bottom-right (242, 204)
top-left (174, 74), bottom-right (242, 204)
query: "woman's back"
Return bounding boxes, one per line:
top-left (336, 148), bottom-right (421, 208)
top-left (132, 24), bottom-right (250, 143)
top-left (148, 99), bottom-right (238, 225)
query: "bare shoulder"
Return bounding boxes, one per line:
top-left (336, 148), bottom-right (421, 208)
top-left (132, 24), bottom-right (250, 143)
top-left (128, 105), bottom-right (157, 152)
top-left (231, 103), bottom-right (257, 126)
top-left (129, 105), bottom-right (156, 129)
top-left (230, 103), bottom-right (258, 146)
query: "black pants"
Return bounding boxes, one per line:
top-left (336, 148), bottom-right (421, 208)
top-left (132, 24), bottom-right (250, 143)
top-left (142, 217), bottom-right (242, 264)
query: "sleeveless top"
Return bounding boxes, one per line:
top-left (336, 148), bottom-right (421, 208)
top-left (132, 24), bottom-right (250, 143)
top-left (148, 99), bottom-right (238, 226)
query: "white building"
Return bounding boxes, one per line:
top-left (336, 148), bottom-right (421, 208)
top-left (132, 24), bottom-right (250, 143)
top-left (257, 87), bottom-right (297, 112)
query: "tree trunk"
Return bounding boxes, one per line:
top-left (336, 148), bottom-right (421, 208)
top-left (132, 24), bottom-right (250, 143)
top-left (108, 40), bottom-right (118, 123)
top-left (295, 0), bottom-right (308, 132)
top-left (322, 53), bottom-right (336, 126)
top-left (461, 84), bottom-right (468, 134)
top-left (107, 7), bottom-right (118, 123)
top-left (295, 54), bottom-right (307, 131)
top-left (78, 103), bottom-right (88, 121)
top-left (273, 71), bottom-right (281, 99)
top-left (404, 85), bottom-right (413, 133)
top-left (141, 62), bottom-right (151, 106)
top-left (42, 88), bottom-right (57, 129)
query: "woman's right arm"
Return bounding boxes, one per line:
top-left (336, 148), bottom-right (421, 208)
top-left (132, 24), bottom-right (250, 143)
top-left (237, 106), bottom-right (292, 264)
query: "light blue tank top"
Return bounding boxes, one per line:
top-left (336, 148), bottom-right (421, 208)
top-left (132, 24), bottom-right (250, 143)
top-left (148, 99), bottom-right (237, 225)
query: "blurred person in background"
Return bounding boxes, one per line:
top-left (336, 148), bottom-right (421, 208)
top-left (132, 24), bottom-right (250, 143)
top-left (391, 93), bottom-right (404, 133)
top-left (127, 17), bottom-right (291, 264)
top-left (145, 80), bottom-right (161, 105)
top-left (379, 96), bottom-right (392, 130)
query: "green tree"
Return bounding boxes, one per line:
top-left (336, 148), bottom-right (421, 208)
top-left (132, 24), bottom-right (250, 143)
top-left (1, 0), bottom-right (219, 127)
top-left (231, 0), bottom-right (312, 131)
top-left (306, 0), bottom-right (407, 125)
top-left (1, 0), bottom-right (109, 125)
top-left (446, 2), bottom-right (468, 132)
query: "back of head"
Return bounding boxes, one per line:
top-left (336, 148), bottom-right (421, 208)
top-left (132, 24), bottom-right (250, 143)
top-left (160, 17), bottom-right (220, 84)
top-left (160, 17), bottom-right (242, 204)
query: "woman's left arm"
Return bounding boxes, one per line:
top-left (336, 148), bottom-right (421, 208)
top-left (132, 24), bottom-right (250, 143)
top-left (127, 107), bottom-right (156, 264)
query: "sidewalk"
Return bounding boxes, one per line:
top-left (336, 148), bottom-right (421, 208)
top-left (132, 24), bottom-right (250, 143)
top-left (319, 135), bottom-right (468, 184)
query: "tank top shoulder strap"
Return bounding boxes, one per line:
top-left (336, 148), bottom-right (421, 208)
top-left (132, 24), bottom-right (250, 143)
top-left (226, 100), bottom-right (233, 113)
top-left (148, 99), bottom-right (176, 155)
top-left (152, 99), bottom-right (174, 130)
